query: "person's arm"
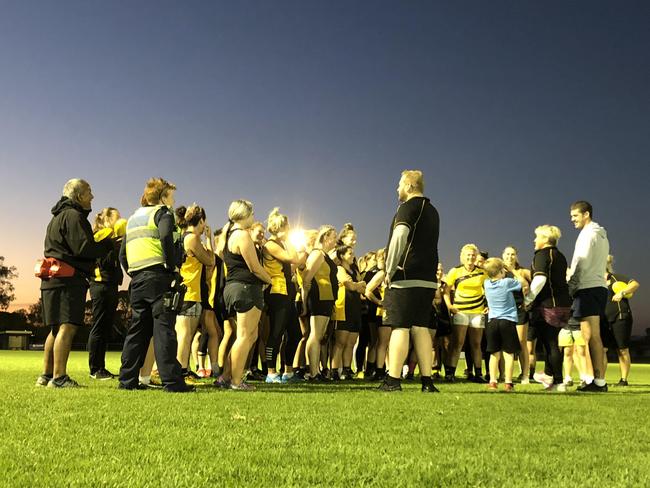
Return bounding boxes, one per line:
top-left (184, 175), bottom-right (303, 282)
top-left (524, 275), bottom-right (547, 306)
top-left (265, 240), bottom-right (301, 264)
top-left (613, 279), bottom-right (640, 302)
top-left (302, 251), bottom-right (324, 294)
top-left (118, 236), bottom-right (129, 276)
top-left (338, 267), bottom-right (366, 293)
top-left (365, 270), bottom-right (385, 304)
top-left (443, 278), bottom-right (459, 314)
top-left (66, 212), bottom-right (109, 259)
top-left (155, 210), bottom-right (177, 272)
top-left (184, 234), bottom-right (215, 267)
top-left (384, 224), bottom-right (410, 281)
top-left (238, 232), bottom-right (272, 284)
top-left (567, 233), bottom-right (592, 294)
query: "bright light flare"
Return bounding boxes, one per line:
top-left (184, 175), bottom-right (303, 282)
top-left (288, 228), bottom-right (307, 251)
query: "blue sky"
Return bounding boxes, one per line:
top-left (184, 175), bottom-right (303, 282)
top-left (1, 1), bottom-right (649, 330)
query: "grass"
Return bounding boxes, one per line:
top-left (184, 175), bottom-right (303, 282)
top-left (1, 351), bottom-right (650, 487)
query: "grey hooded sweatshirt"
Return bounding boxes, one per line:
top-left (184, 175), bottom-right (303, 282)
top-left (567, 221), bottom-right (609, 295)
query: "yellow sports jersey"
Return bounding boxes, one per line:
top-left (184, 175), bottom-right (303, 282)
top-left (334, 281), bottom-right (346, 321)
top-left (180, 253), bottom-right (202, 303)
top-left (264, 253), bottom-right (288, 295)
top-left (376, 284), bottom-right (385, 317)
top-left (314, 255), bottom-right (335, 301)
top-left (445, 265), bottom-right (487, 313)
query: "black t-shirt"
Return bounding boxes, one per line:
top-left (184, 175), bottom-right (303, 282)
top-left (531, 246), bottom-right (571, 308)
top-left (605, 273), bottom-right (633, 322)
top-left (386, 196), bottom-right (439, 283)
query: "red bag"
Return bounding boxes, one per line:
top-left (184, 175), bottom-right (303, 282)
top-left (34, 258), bottom-right (76, 279)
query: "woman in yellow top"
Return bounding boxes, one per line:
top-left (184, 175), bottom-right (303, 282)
top-left (302, 225), bottom-right (338, 381)
top-left (174, 205), bottom-right (215, 379)
top-left (443, 243), bottom-right (488, 383)
top-left (262, 208), bottom-right (304, 383)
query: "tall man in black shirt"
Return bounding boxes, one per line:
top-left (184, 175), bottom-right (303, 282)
top-left (379, 170), bottom-right (440, 392)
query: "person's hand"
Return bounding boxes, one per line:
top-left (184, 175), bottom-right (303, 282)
top-left (448, 305), bottom-right (459, 315)
top-left (522, 284), bottom-right (530, 295)
top-left (483, 308), bottom-right (489, 315)
top-left (204, 225), bottom-right (212, 238)
top-left (612, 292), bottom-right (624, 302)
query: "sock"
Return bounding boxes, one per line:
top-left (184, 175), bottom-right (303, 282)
top-left (444, 365), bottom-right (456, 377)
top-left (181, 368), bottom-right (188, 376)
top-left (529, 366), bottom-right (535, 377)
top-left (594, 378), bottom-right (606, 387)
top-left (583, 375), bottom-right (594, 384)
top-left (139, 375), bottom-right (151, 385)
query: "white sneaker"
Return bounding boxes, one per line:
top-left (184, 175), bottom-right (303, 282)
top-left (520, 378), bottom-right (530, 385)
top-left (546, 383), bottom-right (566, 393)
top-left (533, 372), bottom-right (553, 388)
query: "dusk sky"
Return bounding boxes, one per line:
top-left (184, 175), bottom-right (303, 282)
top-left (1, 2), bottom-right (649, 330)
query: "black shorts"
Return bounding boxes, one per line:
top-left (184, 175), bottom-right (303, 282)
top-left (603, 317), bottom-right (633, 350)
top-left (223, 282), bottom-right (264, 314)
top-left (383, 286), bottom-right (435, 329)
top-left (486, 319), bottom-right (521, 354)
top-left (41, 283), bottom-right (88, 327)
top-left (517, 305), bottom-right (529, 325)
top-left (527, 322), bottom-right (539, 341)
top-left (336, 319), bottom-right (361, 333)
top-left (306, 298), bottom-right (334, 317)
top-left (572, 287), bottom-right (608, 319)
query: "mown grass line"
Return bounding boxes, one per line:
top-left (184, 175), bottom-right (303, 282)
top-left (2, 351), bottom-right (649, 487)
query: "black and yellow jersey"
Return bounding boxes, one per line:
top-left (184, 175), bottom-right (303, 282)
top-left (445, 265), bottom-right (488, 313)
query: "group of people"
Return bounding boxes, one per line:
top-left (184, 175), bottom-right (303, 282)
top-left (35, 171), bottom-right (639, 394)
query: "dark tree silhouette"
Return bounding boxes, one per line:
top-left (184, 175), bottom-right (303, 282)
top-left (0, 256), bottom-right (18, 311)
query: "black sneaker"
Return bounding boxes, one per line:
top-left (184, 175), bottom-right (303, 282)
top-left (577, 381), bottom-right (608, 392)
top-left (247, 370), bottom-right (266, 381)
top-left (164, 384), bottom-right (196, 393)
top-left (616, 379), bottom-right (629, 387)
top-left (308, 373), bottom-right (332, 383)
top-left (378, 380), bottom-right (402, 392)
top-left (404, 372), bottom-right (415, 381)
top-left (369, 369), bottom-right (386, 382)
top-left (444, 375), bottom-right (456, 383)
top-left (118, 383), bottom-right (149, 390)
top-left (470, 375), bottom-right (488, 384)
top-left (331, 371), bottom-right (341, 381)
top-left (47, 375), bottom-right (80, 388)
top-left (90, 369), bottom-right (115, 380)
top-left (421, 383), bottom-right (440, 393)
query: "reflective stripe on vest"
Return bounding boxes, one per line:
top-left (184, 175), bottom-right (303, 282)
top-left (125, 205), bottom-right (165, 273)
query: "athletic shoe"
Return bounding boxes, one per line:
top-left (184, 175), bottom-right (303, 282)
top-left (213, 376), bottom-right (231, 389)
top-left (140, 381), bottom-right (162, 390)
top-left (504, 383), bottom-right (514, 393)
top-left (47, 375), bottom-right (80, 388)
top-left (196, 368), bottom-right (210, 379)
top-left (230, 382), bottom-right (256, 391)
top-left (265, 374), bottom-right (282, 384)
top-left (368, 369), bottom-right (386, 382)
top-left (118, 383), bottom-right (149, 390)
top-left (308, 373), bottom-right (332, 383)
top-left (186, 370), bottom-right (202, 380)
top-left (164, 384), bottom-right (196, 393)
top-left (378, 381), bottom-right (402, 392)
top-left (533, 372), bottom-right (553, 388)
top-left (35, 374), bottom-right (52, 387)
top-left (545, 383), bottom-right (566, 393)
top-left (487, 382), bottom-right (498, 391)
top-left (247, 370), bottom-right (266, 382)
top-left (563, 377), bottom-right (574, 387)
top-left (331, 371), bottom-right (341, 381)
top-left (281, 373), bottom-right (303, 384)
top-left (342, 368), bottom-right (355, 380)
top-left (432, 371), bottom-right (441, 381)
top-left (470, 375), bottom-right (488, 384)
top-left (421, 383), bottom-right (440, 393)
top-left (294, 368), bottom-right (306, 379)
top-left (520, 378), bottom-right (530, 385)
top-left (577, 382), bottom-right (608, 393)
top-left (90, 369), bottom-right (114, 380)
top-left (403, 372), bottom-right (415, 381)
top-left (444, 375), bottom-right (456, 383)
top-left (183, 374), bottom-right (202, 386)
top-left (616, 379), bottom-right (629, 387)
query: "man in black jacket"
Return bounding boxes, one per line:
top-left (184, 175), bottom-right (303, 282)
top-left (36, 179), bottom-right (111, 388)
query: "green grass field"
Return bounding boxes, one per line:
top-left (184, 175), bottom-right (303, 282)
top-left (2, 351), bottom-right (649, 487)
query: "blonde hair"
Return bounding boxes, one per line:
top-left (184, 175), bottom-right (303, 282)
top-left (484, 258), bottom-right (505, 279)
top-left (534, 225), bottom-right (562, 246)
top-left (216, 199), bottom-right (254, 256)
top-left (62, 178), bottom-right (90, 203)
top-left (338, 223), bottom-right (356, 244)
top-left (93, 207), bottom-right (119, 232)
top-left (502, 245), bottom-right (521, 270)
top-left (460, 243), bottom-right (480, 261)
top-left (267, 208), bottom-right (288, 236)
top-left (315, 225), bottom-right (336, 249)
top-left (401, 170), bottom-right (424, 193)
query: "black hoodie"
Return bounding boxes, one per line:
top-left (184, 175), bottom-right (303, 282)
top-left (42, 197), bottom-right (111, 287)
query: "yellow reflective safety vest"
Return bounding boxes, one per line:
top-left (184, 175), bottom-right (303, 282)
top-left (125, 205), bottom-right (166, 273)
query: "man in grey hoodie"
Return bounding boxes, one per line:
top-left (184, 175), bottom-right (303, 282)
top-left (567, 201), bottom-right (610, 392)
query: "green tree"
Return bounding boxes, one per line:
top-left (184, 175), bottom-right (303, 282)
top-left (0, 256), bottom-right (18, 311)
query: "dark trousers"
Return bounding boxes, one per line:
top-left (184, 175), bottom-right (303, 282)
top-left (265, 294), bottom-right (293, 366)
top-left (88, 282), bottom-right (119, 373)
top-left (119, 270), bottom-right (185, 390)
top-left (540, 322), bottom-right (563, 384)
top-left (355, 315), bottom-right (370, 372)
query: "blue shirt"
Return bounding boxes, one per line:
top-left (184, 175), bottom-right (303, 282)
top-left (484, 277), bottom-right (521, 322)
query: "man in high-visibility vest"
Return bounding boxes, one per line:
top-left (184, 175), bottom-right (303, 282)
top-left (118, 177), bottom-right (193, 392)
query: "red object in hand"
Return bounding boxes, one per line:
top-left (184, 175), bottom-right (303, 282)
top-left (34, 258), bottom-right (75, 279)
